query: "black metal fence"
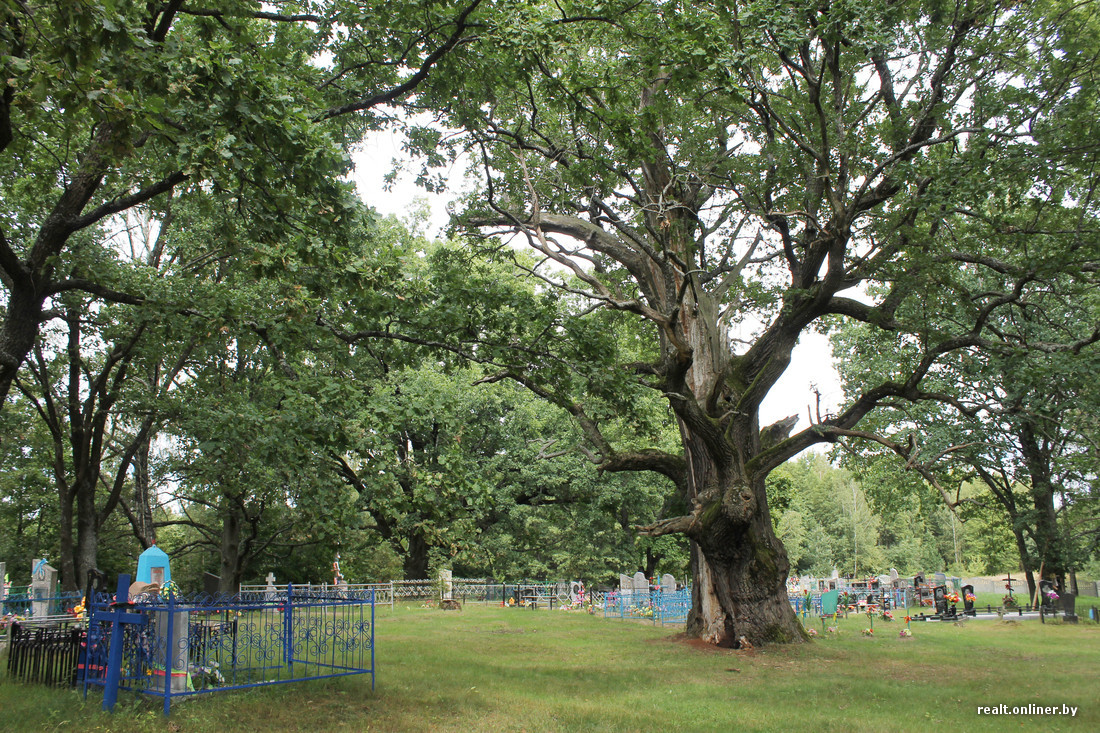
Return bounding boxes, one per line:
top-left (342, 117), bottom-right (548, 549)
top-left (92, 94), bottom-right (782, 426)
top-left (5, 622), bottom-right (83, 686)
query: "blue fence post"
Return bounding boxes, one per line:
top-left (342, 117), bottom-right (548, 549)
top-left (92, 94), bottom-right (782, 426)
top-left (100, 574), bottom-right (135, 712)
top-left (163, 590), bottom-right (174, 717)
top-left (284, 582), bottom-right (293, 672)
top-left (370, 589), bottom-right (376, 691)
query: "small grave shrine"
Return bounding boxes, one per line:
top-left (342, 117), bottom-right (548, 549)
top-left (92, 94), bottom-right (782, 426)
top-left (136, 545), bottom-right (171, 587)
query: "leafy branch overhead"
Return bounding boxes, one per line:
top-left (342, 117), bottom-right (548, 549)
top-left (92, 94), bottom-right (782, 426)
top-left (0, 0), bottom-right (486, 406)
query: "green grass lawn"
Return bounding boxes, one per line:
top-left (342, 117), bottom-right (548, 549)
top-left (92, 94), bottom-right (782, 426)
top-left (2, 602), bottom-right (1097, 732)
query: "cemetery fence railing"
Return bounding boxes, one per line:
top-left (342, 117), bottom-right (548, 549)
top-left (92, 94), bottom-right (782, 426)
top-left (82, 583), bottom-right (374, 715)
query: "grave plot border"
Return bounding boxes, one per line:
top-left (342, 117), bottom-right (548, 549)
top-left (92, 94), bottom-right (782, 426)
top-left (603, 588), bottom-right (692, 625)
top-left (82, 581), bottom-right (375, 716)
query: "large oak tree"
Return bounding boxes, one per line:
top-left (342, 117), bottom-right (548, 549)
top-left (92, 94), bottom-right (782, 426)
top-left (405, 0), bottom-right (1100, 645)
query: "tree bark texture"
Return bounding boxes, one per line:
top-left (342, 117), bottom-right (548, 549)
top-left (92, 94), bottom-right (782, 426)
top-left (676, 423), bottom-right (806, 646)
top-left (403, 530), bottom-right (430, 580)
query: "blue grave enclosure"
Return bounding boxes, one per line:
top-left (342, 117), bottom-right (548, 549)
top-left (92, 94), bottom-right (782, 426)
top-left (136, 545), bottom-right (171, 586)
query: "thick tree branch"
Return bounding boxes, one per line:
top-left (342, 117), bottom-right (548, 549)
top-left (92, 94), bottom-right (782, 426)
top-left (315, 0), bottom-right (484, 121)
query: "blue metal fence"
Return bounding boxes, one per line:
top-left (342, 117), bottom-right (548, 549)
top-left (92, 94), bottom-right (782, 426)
top-left (603, 588), bottom-right (692, 625)
top-left (82, 582), bottom-right (374, 715)
top-left (788, 588), bottom-right (915, 616)
top-left (2, 586), bottom-right (84, 617)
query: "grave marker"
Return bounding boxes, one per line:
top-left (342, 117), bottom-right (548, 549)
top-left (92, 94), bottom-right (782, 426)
top-left (632, 572), bottom-right (648, 594)
top-left (30, 559), bottom-right (57, 618)
top-left (203, 572), bottom-right (220, 598)
top-left (1061, 592), bottom-right (1077, 623)
top-left (333, 553), bottom-right (347, 589)
top-left (933, 585), bottom-right (948, 616)
top-left (265, 572), bottom-right (277, 601)
top-left (661, 574), bottom-right (676, 593)
top-left (0, 561), bottom-right (6, 605)
top-left (136, 545), bottom-right (171, 587)
top-left (1039, 579), bottom-right (1055, 609)
top-left (439, 569), bottom-right (453, 601)
top-left (95, 574), bottom-right (150, 712)
top-left (619, 574), bottom-right (632, 593)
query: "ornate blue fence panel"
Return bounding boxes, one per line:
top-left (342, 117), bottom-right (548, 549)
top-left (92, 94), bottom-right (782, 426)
top-left (2, 586), bottom-right (84, 617)
top-left (83, 583), bottom-right (374, 715)
top-left (603, 588), bottom-right (691, 626)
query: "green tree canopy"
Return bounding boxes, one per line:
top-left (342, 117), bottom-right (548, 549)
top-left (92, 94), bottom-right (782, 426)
top-left (394, 0), bottom-right (1100, 645)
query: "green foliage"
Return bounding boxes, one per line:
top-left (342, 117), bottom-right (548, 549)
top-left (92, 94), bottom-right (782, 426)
top-left (767, 454), bottom-right (978, 577)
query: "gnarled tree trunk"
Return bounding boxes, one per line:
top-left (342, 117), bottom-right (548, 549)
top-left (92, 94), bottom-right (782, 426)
top-left (674, 422), bottom-right (805, 647)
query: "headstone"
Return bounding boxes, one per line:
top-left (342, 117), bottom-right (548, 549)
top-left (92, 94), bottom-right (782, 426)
top-left (569, 581), bottom-right (584, 603)
top-left (439, 568), bottom-right (453, 601)
top-left (962, 584), bottom-right (975, 616)
top-left (619, 574), bottom-right (632, 592)
top-left (203, 572), bottom-right (220, 598)
top-left (30, 559), bottom-right (57, 618)
top-left (154, 605), bottom-right (190, 693)
top-left (632, 572), bottom-right (648, 594)
top-left (1039, 579), bottom-right (1055, 610)
top-left (333, 553), bottom-right (346, 588)
top-left (933, 585), bottom-right (948, 616)
top-left (136, 545), bottom-right (171, 586)
top-left (661, 574), bottom-right (676, 593)
top-left (1061, 593), bottom-right (1077, 623)
top-left (0, 561), bottom-right (6, 604)
top-left (889, 568), bottom-right (899, 587)
top-left (265, 572), bottom-right (277, 601)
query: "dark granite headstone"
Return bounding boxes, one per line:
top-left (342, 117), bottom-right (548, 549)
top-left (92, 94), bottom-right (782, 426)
top-left (1062, 592), bottom-right (1077, 623)
top-left (962, 584), bottom-right (975, 616)
top-left (933, 585), bottom-right (948, 616)
top-left (203, 572), bottom-right (220, 598)
top-left (1039, 579), bottom-right (1055, 610)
